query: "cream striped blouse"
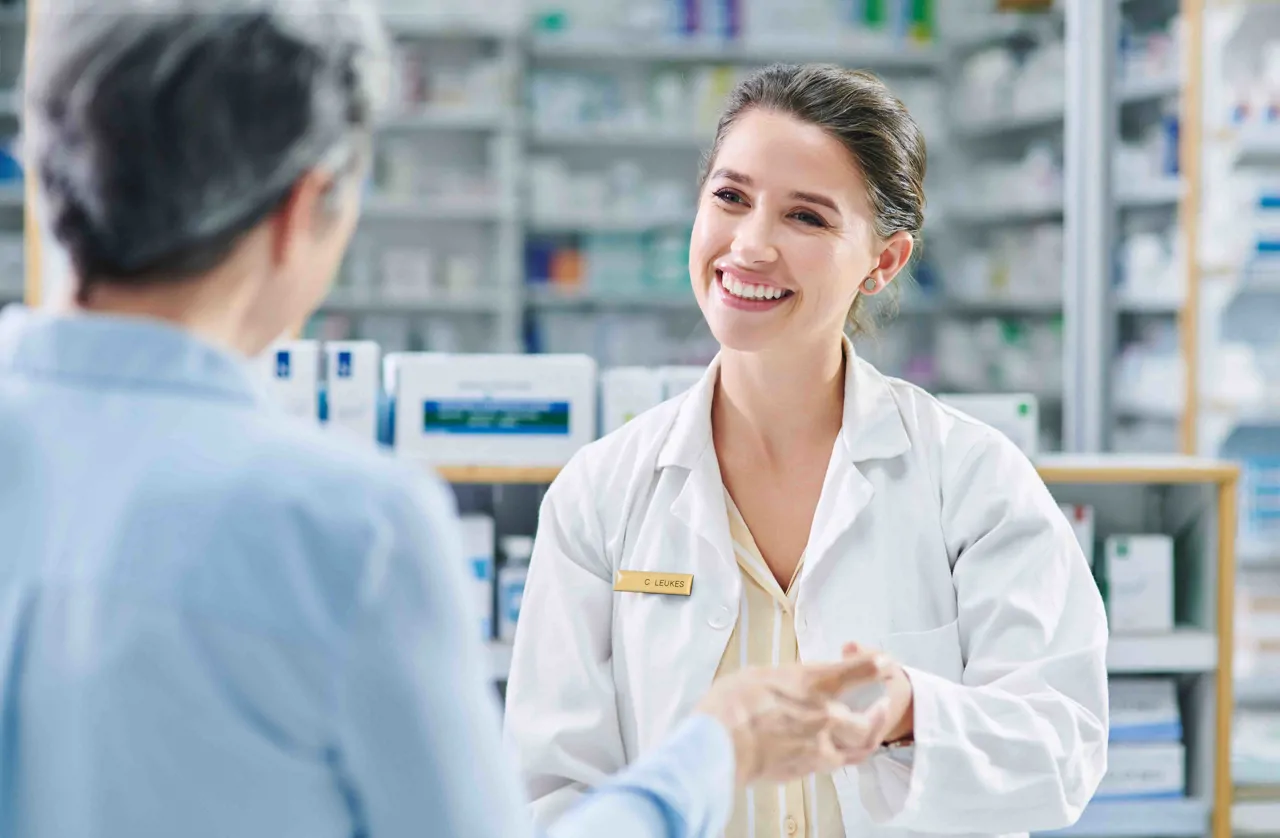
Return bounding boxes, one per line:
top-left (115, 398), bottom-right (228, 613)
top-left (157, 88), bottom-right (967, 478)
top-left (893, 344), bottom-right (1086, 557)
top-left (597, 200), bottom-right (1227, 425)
top-left (715, 491), bottom-right (846, 838)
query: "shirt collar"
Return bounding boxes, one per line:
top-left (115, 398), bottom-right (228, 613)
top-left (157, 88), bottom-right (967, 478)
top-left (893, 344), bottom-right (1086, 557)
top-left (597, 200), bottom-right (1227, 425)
top-left (0, 305), bottom-right (265, 406)
top-left (657, 334), bottom-right (911, 470)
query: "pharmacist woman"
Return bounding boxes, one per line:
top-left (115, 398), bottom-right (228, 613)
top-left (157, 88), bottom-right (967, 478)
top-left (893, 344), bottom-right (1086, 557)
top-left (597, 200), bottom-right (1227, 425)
top-left (0, 5), bottom-right (899, 837)
top-left (505, 64), bottom-right (1110, 838)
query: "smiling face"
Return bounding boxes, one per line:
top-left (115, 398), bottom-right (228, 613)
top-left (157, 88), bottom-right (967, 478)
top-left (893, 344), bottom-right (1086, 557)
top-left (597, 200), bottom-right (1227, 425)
top-left (690, 108), bottom-right (912, 355)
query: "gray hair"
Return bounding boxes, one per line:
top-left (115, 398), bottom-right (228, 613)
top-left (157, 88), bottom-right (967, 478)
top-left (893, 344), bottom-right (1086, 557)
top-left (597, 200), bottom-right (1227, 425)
top-left (23, 0), bottom-right (390, 294)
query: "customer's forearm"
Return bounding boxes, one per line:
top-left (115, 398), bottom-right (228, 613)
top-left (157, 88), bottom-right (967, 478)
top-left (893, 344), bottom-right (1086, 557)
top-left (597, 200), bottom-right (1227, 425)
top-left (545, 715), bottom-right (735, 838)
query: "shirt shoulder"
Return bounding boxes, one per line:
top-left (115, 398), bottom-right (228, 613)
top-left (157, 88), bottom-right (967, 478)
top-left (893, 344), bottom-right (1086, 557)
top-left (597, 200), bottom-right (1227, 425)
top-left (152, 413), bottom-right (456, 645)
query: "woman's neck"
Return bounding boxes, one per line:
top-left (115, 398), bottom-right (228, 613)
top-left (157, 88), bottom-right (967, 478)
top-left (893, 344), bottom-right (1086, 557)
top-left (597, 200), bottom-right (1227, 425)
top-left (713, 336), bottom-right (846, 464)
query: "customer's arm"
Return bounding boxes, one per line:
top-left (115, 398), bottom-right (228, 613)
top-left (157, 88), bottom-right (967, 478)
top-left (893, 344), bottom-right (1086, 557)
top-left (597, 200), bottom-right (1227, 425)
top-left (330, 469), bottom-right (734, 838)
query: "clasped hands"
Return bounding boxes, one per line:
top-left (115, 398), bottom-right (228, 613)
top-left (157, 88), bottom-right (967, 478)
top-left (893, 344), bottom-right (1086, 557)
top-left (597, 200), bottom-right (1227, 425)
top-left (695, 643), bottom-right (914, 787)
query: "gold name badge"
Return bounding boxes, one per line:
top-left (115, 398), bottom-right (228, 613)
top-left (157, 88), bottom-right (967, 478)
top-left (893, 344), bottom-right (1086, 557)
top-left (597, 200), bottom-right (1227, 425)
top-left (613, 570), bottom-right (694, 597)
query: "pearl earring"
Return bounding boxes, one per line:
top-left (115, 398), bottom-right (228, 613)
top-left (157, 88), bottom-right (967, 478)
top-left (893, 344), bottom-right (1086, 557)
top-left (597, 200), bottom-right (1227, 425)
top-left (863, 277), bottom-right (878, 292)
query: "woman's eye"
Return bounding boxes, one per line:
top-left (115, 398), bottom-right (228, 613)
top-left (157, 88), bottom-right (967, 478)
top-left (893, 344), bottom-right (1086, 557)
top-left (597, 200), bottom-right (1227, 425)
top-left (791, 210), bottom-right (827, 228)
top-left (713, 189), bottom-right (745, 205)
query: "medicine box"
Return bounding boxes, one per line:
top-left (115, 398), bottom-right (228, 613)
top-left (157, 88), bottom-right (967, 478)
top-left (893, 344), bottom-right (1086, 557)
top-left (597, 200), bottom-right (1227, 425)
top-left (1110, 678), bottom-right (1182, 742)
top-left (256, 340), bottom-right (320, 425)
top-left (323, 341), bottom-right (380, 443)
top-left (1094, 743), bottom-right (1185, 800)
top-left (1059, 503), bottom-right (1096, 568)
top-left (937, 393), bottom-right (1039, 457)
top-left (460, 515), bottom-right (495, 642)
top-left (498, 535), bottom-right (533, 644)
top-left (390, 353), bottom-right (598, 468)
top-left (600, 367), bottom-right (665, 436)
top-left (1104, 534), bottom-right (1175, 634)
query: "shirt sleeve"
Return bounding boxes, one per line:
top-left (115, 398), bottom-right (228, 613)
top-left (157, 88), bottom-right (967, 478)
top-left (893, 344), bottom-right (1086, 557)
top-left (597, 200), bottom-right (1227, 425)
top-left (548, 715), bottom-right (736, 838)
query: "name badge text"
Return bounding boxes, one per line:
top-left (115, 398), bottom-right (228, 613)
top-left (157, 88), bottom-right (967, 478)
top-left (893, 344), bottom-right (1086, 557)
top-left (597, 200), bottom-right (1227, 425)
top-left (613, 570), bottom-right (694, 597)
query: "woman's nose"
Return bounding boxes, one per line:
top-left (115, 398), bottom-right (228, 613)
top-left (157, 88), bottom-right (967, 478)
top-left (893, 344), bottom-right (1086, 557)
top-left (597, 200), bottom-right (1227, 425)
top-left (731, 213), bottom-right (779, 265)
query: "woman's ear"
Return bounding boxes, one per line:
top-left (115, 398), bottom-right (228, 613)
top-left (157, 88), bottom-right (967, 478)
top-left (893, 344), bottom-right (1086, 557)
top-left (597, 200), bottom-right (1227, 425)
top-left (870, 230), bottom-right (915, 287)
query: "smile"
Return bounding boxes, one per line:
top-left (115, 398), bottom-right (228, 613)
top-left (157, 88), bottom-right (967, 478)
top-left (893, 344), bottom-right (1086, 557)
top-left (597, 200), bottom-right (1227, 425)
top-left (715, 270), bottom-right (794, 310)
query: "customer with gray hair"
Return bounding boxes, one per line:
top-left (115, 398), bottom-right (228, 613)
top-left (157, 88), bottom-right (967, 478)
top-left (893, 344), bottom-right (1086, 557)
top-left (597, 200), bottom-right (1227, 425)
top-left (0, 3), bottom-right (895, 837)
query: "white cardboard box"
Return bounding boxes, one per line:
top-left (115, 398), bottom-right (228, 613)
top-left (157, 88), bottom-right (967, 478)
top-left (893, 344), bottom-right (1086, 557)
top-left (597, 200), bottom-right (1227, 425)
top-left (600, 367), bottom-right (665, 436)
top-left (1110, 678), bottom-right (1182, 741)
top-left (1105, 534), bottom-right (1175, 634)
top-left (1095, 742), bottom-right (1185, 800)
top-left (256, 340), bottom-right (320, 425)
top-left (324, 340), bottom-right (380, 443)
top-left (389, 353), bottom-right (597, 467)
top-left (937, 393), bottom-right (1039, 456)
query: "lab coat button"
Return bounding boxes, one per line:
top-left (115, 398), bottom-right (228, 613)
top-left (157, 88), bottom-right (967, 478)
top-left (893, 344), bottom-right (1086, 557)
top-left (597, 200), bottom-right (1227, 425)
top-left (708, 604), bottom-right (733, 630)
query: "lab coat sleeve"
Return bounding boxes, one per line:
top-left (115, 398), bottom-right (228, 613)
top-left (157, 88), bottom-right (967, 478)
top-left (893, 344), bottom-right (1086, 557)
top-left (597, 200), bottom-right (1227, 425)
top-left (503, 455), bottom-right (629, 828)
top-left (332, 472), bottom-right (537, 838)
top-left (858, 430), bottom-right (1110, 834)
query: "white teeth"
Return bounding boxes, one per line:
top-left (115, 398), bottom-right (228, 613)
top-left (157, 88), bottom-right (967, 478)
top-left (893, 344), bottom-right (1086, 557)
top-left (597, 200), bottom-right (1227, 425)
top-left (721, 272), bottom-right (784, 302)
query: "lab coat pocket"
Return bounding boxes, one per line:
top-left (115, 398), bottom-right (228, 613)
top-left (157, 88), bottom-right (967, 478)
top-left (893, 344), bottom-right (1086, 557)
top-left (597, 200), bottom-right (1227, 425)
top-left (884, 619), bottom-right (963, 684)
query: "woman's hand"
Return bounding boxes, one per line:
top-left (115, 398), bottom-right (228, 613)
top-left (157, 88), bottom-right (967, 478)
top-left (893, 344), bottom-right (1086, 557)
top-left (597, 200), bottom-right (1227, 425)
top-left (840, 642), bottom-right (914, 748)
top-left (694, 650), bottom-right (893, 786)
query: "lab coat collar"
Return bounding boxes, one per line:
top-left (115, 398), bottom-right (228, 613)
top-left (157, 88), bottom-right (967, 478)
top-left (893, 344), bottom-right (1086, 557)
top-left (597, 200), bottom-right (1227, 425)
top-left (656, 335), bottom-right (912, 471)
top-left (0, 305), bottom-right (264, 406)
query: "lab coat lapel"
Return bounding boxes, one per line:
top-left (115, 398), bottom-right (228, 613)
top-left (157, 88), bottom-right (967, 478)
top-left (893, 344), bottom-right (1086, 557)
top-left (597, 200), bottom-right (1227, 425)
top-left (657, 357), bottom-right (738, 580)
top-left (799, 340), bottom-right (912, 583)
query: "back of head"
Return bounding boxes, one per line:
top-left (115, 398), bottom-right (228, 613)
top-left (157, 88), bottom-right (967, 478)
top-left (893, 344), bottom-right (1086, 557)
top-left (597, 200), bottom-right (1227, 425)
top-left (23, 0), bottom-right (390, 297)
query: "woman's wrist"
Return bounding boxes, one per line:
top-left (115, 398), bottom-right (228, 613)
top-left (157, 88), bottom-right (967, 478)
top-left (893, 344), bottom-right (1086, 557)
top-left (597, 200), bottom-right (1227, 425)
top-left (881, 665), bottom-right (915, 745)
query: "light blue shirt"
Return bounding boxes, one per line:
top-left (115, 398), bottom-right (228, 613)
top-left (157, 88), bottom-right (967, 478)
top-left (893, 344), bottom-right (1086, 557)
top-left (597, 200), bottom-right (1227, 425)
top-left (0, 308), bottom-right (734, 838)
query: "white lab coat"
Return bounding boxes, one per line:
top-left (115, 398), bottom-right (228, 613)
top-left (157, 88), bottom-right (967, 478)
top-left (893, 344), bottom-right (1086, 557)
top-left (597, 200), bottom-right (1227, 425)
top-left (504, 343), bottom-right (1109, 838)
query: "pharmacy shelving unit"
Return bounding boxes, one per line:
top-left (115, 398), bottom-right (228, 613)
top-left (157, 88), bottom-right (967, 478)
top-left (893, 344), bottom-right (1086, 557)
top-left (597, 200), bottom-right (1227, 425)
top-left (1185, 2), bottom-right (1280, 834)
top-left (440, 454), bottom-right (1239, 838)
top-left (317, 14), bottom-right (528, 353)
top-left (1034, 456), bottom-right (1237, 838)
top-left (933, 5), bottom-right (1071, 450)
top-left (1104, 0), bottom-right (1187, 455)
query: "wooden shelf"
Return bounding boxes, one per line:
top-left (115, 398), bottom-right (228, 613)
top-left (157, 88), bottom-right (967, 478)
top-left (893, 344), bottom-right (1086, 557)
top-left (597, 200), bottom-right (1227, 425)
top-left (1035, 455), bottom-right (1239, 485)
top-left (426, 455), bottom-right (1241, 487)
top-left (435, 465), bottom-right (563, 485)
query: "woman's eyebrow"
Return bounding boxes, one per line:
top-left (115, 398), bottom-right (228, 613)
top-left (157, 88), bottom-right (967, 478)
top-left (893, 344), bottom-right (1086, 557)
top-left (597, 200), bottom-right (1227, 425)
top-left (712, 169), bottom-right (842, 216)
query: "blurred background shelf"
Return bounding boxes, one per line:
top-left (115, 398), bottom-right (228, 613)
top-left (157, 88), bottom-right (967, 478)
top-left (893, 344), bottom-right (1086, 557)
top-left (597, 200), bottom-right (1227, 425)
top-left (525, 287), bottom-right (696, 311)
top-left (1107, 631), bottom-right (1219, 674)
top-left (953, 102), bottom-right (1066, 138)
top-left (0, 184), bottom-right (23, 210)
top-left (1038, 798), bottom-right (1209, 838)
top-left (361, 195), bottom-right (510, 222)
top-left (1233, 800), bottom-right (1280, 835)
top-left (528, 126), bottom-right (711, 149)
top-left (380, 14), bottom-right (518, 40)
top-left (319, 293), bottom-right (504, 316)
top-left (379, 106), bottom-right (518, 133)
top-left (527, 35), bottom-right (941, 70)
top-left (1118, 73), bottom-right (1182, 105)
